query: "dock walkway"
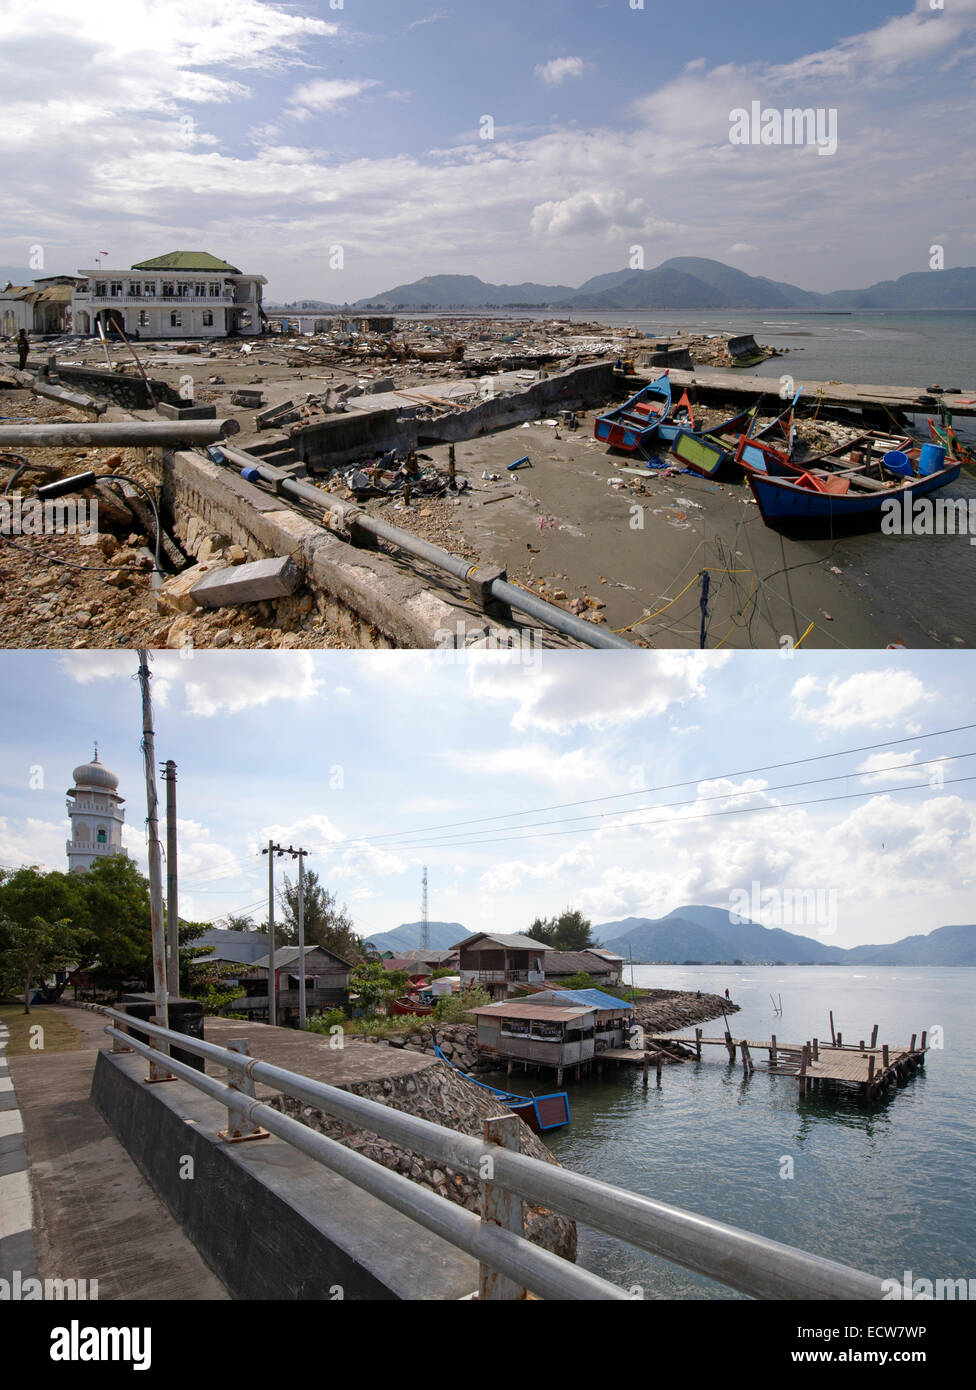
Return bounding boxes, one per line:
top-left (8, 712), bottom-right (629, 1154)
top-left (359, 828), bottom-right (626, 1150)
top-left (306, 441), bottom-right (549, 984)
top-left (652, 367), bottom-right (976, 420)
top-left (649, 1027), bottom-right (928, 1101)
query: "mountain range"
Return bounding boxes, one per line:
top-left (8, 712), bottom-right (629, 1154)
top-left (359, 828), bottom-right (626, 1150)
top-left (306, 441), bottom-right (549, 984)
top-left (366, 907), bottom-right (976, 965)
top-left (350, 258), bottom-right (976, 312)
top-left (364, 921), bottom-right (467, 954)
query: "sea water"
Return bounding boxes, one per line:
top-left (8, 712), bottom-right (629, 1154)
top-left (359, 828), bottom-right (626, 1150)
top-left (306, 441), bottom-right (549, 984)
top-left (541, 964), bottom-right (975, 1299)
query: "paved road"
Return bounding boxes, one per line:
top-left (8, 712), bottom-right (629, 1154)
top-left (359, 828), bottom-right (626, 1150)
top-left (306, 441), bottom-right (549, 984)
top-left (7, 1005), bottom-right (227, 1300)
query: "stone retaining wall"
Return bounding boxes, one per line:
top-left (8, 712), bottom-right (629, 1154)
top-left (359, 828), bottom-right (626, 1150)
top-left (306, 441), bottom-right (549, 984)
top-left (267, 1056), bottom-right (577, 1262)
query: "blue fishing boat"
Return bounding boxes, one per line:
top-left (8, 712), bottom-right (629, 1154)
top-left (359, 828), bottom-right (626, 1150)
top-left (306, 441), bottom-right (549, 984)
top-left (594, 373), bottom-right (671, 452)
top-left (748, 458), bottom-right (961, 531)
top-left (434, 1044), bottom-right (570, 1132)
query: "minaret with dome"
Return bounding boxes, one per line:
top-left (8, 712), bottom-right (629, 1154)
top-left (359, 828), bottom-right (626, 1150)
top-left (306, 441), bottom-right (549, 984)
top-left (65, 745), bottom-right (127, 873)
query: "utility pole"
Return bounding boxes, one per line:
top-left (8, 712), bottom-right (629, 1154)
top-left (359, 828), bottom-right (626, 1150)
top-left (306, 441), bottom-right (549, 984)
top-left (262, 840), bottom-right (278, 1025)
top-left (136, 651), bottom-right (169, 1078)
top-left (262, 840), bottom-right (310, 1026)
top-left (297, 847), bottom-right (307, 1030)
top-left (161, 760), bottom-right (179, 999)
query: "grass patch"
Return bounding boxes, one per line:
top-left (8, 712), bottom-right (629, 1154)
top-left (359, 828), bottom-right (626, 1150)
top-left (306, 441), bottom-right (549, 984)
top-left (0, 1003), bottom-right (84, 1056)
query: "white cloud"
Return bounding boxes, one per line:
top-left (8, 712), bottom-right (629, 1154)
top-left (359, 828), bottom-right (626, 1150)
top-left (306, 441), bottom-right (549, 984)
top-left (467, 652), bottom-right (730, 732)
top-left (0, 815), bottom-right (69, 872)
top-left (535, 57), bottom-right (585, 86)
top-left (59, 651), bottom-right (324, 717)
top-left (790, 669), bottom-right (933, 731)
top-left (285, 78), bottom-right (379, 119)
top-left (856, 749), bottom-right (927, 786)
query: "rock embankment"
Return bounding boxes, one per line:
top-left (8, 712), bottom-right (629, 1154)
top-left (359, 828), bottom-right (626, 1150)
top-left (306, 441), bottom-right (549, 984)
top-left (631, 989), bottom-right (740, 1037)
top-left (268, 1056), bottom-right (577, 1263)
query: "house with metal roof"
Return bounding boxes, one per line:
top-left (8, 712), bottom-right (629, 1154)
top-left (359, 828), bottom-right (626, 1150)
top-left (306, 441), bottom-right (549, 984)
top-left (468, 998), bottom-right (596, 1083)
top-left (236, 945), bottom-right (352, 1023)
top-left (453, 932), bottom-right (551, 999)
top-left (532, 989), bottom-right (633, 1052)
top-left (545, 948), bottom-right (625, 985)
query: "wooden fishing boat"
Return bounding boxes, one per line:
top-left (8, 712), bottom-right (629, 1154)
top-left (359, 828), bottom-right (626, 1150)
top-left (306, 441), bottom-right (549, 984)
top-left (594, 373), bottom-right (671, 452)
top-left (655, 390), bottom-right (696, 445)
top-left (670, 401), bottom-right (763, 477)
top-left (434, 1044), bottom-right (570, 1132)
top-left (392, 996), bottom-right (435, 1017)
top-left (733, 389), bottom-right (804, 476)
top-left (929, 416), bottom-right (976, 471)
top-left (748, 458), bottom-right (961, 532)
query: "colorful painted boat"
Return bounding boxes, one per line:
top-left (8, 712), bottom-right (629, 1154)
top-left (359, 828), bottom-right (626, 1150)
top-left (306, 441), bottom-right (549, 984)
top-left (655, 390), bottom-right (696, 445)
top-left (392, 996), bottom-right (435, 1017)
top-left (594, 373), bottom-right (671, 452)
top-left (433, 1044), bottom-right (570, 1132)
top-left (929, 415), bottom-right (976, 471)
top-left (748, 459), bottom-right (961, 531)
top-left (734, 389), bottom-right (804, 476)
top-left (671, 401), bottom-right (763, 477)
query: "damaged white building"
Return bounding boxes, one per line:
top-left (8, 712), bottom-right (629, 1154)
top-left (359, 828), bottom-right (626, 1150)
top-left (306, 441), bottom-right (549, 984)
top-left (71, 250), bottom-right (267, 339)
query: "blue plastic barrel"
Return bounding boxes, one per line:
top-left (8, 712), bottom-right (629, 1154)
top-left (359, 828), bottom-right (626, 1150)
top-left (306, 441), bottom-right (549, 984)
top-left (918, 443), bottom-right (946, 476)
top-left (882, 450), bottom-right (913, 478)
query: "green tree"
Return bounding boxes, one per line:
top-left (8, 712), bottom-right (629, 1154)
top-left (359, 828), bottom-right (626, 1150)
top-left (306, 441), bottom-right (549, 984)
top-left (526, 915), bottom-right (556, 946)
top-left (79, 855), bottom-right (154, 996)
top-left (350, 961), bottom-right (406, 1014)
top-left (275, 869), bottom-right (364, 962)
top-left (217, 912), bottom-right (260, 933)
top-left (551, 908), bottom-right (596, 952)
top-left (0, 915), bottom-right (86, 1013)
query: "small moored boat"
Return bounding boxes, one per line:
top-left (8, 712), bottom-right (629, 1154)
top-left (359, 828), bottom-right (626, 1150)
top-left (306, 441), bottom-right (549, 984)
top-left (434, 1044), bottom-right (570, 1132)
top-left (594, 373), bottom-right (671, 452)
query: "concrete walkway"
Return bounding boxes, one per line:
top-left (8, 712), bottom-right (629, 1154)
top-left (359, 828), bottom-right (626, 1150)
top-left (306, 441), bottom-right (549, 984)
top-left (7, 1005), bottom-right (227, 1300)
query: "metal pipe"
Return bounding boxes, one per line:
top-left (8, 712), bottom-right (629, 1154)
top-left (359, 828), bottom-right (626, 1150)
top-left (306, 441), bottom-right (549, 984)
top-left (105, 1025), bottom-right (625, 1302)
top-left (217, 447), bottom-right (635, 650)
top-left (0, 420), bottom-right (240, 448)
top-left (100, 1009), bottom-right (883, 1301)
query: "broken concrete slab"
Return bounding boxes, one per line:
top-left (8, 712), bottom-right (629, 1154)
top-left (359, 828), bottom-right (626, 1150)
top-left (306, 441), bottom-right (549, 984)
top-left (189, 555), bottom-right (301, 609)
top-left (156, 402), bottom-right (218, 421)
top-left (156, 561), bottom-right (225, 615)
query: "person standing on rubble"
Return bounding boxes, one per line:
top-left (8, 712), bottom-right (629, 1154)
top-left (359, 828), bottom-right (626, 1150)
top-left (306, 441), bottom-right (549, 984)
top-left (16, 329), bottom-right (29, 371)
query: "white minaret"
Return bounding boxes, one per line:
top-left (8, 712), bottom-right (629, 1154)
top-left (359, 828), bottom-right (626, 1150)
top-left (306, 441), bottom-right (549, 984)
top-left (66, 745), bottom-right (126, 873)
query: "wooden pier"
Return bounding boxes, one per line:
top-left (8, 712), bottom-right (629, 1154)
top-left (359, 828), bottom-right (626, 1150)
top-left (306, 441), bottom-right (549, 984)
top-left (649, 1025), bottom-right (928, 1103)
top-left (623, 366), bottom-right (976, 422)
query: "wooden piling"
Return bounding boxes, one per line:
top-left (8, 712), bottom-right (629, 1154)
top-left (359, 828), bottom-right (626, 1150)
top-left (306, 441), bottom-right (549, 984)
top-left (642, 1052), bottom-right (648, 1089)
top-left (870, 1024), bottom-right (879, 1048)
top-left (695, 1028), bottom-right (702, 1061)
top-left (829, 1011), bottom-right (835, 1046)
top-left (882, 1044), bottom-right (890, 1068)
top-left (769, 1033), bottom-right (777, 1062)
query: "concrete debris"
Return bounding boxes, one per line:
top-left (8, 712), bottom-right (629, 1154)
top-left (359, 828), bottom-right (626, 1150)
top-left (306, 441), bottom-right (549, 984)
top-left (189, 555), bottom-right (302, 609)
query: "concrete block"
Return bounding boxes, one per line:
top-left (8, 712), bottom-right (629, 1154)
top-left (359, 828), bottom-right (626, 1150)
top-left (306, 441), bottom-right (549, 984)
top-left (190, 555), bottom-right (301, 609)
top-left (156, 561), bottom-right (223, 615)
top-left (156, 402), bottom-right (217, 420)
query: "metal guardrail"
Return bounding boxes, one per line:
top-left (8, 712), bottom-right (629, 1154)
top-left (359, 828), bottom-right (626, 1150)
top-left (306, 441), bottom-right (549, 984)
top-left (216, 445), bottom-right (637, 652)
top-left (100, 1007), bottom-right (885, 1302)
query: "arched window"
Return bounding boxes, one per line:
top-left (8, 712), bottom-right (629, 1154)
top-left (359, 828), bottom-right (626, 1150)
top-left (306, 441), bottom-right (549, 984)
top-left (96, 827), bottom-right (107, 844)
top-left (74, 822), bottom-right (88, 841)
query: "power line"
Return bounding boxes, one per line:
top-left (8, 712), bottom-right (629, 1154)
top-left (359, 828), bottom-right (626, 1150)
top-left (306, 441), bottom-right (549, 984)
top-left (332, 751), bottom-right (971, 853)
top-left (306, 722), bottom-right (976, 850)
top-left (175, 721), bottom-right (976, 885)
top-left (322, 773), bottom-right (976, 856)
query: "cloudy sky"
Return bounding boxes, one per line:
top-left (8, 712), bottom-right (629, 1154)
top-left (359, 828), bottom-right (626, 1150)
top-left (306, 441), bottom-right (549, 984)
top-left (0, 0), bottom-right (973, 299)
top-left (0, 648), bottom-right (973, 949)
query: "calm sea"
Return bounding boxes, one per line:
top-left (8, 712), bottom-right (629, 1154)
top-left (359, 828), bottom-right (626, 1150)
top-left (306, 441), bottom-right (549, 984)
top-left (477, 308), bottom-right (976, 644)
top-left (528, 965), bottom-right (976, 1299)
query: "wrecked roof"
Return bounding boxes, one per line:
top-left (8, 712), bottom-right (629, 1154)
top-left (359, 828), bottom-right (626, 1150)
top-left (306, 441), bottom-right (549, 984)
top-left (130, 251), bottom-right (242, 274)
